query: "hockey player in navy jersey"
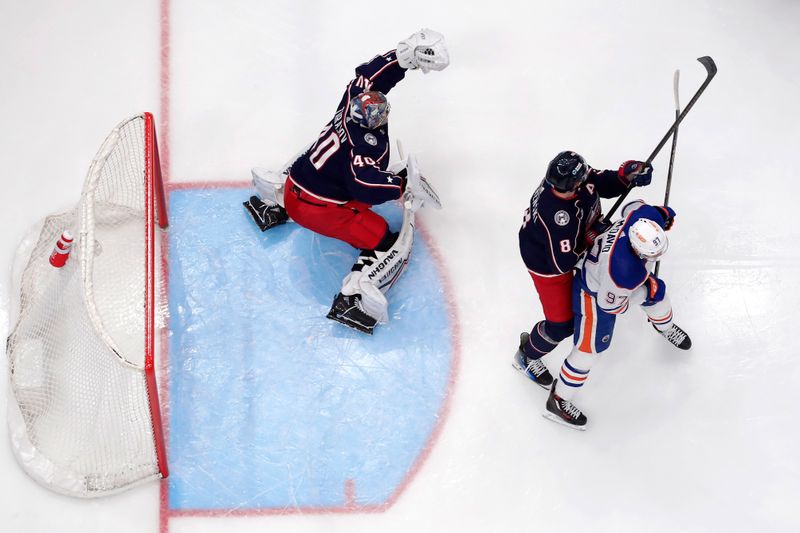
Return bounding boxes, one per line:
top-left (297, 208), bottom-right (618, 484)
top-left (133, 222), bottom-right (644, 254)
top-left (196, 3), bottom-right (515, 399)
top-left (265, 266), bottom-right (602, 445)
top-left (513, 151), bottom-right (653, 387)
top-left (543, 200), bottom-right (692, 429)
top-left (244, 29), bottom-right (448, 333)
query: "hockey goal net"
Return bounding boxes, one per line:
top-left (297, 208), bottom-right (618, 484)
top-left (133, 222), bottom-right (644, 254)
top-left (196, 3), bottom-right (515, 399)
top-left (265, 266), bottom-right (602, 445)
top-left (7, 112), bottom-right (169, 497)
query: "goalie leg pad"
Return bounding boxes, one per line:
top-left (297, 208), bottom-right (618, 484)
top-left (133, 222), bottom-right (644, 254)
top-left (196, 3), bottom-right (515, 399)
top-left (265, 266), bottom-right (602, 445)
top-left (327, 206), bottom-right (416, 332)
top-left (359, 209), bottom-right (415, 293)
top-left (243, 196), bottom-right (289, 232)
top-left (251, 167), bottom-right (287, 207)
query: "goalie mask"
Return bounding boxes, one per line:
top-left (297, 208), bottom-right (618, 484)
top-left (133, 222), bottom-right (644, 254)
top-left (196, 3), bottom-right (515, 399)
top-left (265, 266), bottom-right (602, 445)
top-left (628, 218), bottom-right (669, 261)
top-left (349, 91), bottom-right (390, 130)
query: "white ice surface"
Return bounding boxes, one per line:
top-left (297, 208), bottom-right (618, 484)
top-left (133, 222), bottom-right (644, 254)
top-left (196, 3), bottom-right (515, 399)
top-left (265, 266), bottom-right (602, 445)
top-left (1, 0), bottom-right (799, 532)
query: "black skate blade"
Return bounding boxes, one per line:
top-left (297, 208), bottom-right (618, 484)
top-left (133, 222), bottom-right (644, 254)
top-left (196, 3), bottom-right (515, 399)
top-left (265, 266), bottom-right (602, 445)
top-left (326, 310), bottom-right (375, 335)
top-left (542, 411), bottom-right (587, 431)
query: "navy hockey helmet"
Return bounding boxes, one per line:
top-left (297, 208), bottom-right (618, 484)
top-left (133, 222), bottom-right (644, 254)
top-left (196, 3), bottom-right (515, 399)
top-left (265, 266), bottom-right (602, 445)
top-left (349, 91), bottom-right (390, 129)
top-left (546, 151), bottom-right (590, 193)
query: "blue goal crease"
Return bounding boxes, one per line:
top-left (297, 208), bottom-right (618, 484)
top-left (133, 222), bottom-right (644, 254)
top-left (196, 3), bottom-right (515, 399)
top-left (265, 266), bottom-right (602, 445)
top-left (165, 187), bottom-right (454, 510)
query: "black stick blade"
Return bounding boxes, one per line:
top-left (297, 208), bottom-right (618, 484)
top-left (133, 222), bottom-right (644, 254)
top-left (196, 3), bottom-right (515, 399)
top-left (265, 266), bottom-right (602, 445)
top-left (697, 56), bottom-right (717, 77)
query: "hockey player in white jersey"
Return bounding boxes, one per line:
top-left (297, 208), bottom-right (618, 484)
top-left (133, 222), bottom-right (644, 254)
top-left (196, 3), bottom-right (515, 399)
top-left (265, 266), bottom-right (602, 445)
top-left (544, 200), bottom-right (692, 430)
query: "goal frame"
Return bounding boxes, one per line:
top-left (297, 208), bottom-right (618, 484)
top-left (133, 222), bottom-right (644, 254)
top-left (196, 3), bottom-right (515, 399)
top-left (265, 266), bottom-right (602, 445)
top-left (7, 111), bottom-right (170, 496)
top-left (144, 111), bottom-right (169, 480)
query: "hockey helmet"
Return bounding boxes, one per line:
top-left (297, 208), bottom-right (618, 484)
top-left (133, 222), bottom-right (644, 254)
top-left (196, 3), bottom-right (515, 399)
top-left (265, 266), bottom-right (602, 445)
top-left (628, 218), bottom-right (669, 261)
top-left (349, 91), bottom-right (390, 129)
top-left (546, 151), bottom-right (590, 193)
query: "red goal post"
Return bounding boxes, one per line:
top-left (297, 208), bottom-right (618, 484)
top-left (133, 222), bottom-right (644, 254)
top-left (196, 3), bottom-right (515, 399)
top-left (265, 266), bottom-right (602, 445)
top-left (7, 112), bottom-right (169, 497)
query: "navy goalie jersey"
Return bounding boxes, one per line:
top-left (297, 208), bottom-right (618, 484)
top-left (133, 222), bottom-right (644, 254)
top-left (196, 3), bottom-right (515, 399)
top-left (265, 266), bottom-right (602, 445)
top-left (519, 170), bottom-right (630, 276)
top-left (289, 51), bottom-right (407, 205)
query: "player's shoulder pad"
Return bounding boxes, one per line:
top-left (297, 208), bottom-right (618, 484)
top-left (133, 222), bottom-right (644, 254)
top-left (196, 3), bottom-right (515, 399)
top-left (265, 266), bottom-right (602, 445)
top-left (608, 234), bottom-right (649, 290)
top-left (585, 168), bottom-right (616, 183)
top-left (629, 204), bottom-right (672, 229)
top-left (607, 207), bottom-right (652, 289)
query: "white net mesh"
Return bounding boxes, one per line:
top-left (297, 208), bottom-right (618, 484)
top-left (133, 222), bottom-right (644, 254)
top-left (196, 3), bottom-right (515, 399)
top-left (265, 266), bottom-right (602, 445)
top-left (7, 114), bottom-right (165, 497)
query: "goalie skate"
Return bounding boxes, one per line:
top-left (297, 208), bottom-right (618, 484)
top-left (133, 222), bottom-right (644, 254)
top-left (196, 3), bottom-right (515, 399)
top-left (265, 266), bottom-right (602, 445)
top-left (326, 293), bottom-right (378, 334)
top-left (511, 332), bottom-right (553, 389)
top-left (243, 196), bottom-right (288, 231)
top-left (543, 381), bottom-right (587, 431)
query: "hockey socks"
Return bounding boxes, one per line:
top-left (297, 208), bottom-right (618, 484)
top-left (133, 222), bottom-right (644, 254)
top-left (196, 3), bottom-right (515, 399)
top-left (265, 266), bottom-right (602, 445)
top-left (522, 320), bottom-right (572, 360)
top-left (556, 358), bottom-right (590, 401)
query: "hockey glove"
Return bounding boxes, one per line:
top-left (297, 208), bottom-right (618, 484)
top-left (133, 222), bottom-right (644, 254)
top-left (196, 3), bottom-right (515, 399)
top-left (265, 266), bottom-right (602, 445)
top-left (397, 29), bottom-right (450, 73)
top-left (654, 205), bottom-right (676, 231)
top-left (584, 218), bottom-right (611, 248)
top-left (643, 275), bottom-right (667, 306)
top-left (619, 160), bottom-right (653, 187)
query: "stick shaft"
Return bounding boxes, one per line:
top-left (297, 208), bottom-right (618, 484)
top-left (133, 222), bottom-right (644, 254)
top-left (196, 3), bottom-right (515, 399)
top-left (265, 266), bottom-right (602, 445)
top-left (654, 70), bottom-right (682, 278)
top-left (603, 56), bottom-right (716, 224)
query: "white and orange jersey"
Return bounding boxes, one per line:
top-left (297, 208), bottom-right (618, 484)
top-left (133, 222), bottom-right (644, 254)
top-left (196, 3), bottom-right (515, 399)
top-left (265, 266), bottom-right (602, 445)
top-left (578, 203), bottom-right (671, 314)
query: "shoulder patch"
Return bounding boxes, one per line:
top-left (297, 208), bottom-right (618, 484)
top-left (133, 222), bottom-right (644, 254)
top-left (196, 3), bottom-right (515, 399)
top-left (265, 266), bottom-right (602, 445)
top-left (554, 210), bottom-right (570, 226)
top-left (364, 133), bottom-right (378, 146)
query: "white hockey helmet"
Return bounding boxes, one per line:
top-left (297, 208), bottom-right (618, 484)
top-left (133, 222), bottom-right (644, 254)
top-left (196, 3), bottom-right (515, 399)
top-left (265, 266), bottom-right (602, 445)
top-left (628, 218), bottom-right (669, 261)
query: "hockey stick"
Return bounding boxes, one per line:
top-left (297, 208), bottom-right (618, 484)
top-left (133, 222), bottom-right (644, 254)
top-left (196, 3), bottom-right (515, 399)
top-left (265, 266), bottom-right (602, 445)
top-left (653, 69), bottom-right (681, 278)
top-left (602, 56), bottom-right (717, 224)
top-left (395, 139), bottom-right (416, 239)
top-left (396, 139), bottom-right (414, 217)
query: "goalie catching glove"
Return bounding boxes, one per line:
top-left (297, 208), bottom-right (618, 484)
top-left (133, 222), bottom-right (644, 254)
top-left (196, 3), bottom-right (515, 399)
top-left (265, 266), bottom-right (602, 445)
top-left (390, 154), bottom-right (441, 212)
top-left (397, 29), bottom-right (450, 73)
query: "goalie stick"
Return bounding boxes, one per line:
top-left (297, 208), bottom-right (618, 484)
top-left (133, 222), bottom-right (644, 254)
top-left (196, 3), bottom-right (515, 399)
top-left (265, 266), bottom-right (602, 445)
top-left (654, 69), bottom-right (681, 278)
top-left (603, 56), bottom-right (717, 224)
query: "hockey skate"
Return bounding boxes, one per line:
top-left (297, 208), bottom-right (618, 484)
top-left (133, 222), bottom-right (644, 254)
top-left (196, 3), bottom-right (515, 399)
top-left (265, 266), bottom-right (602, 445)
top-left (326, 293), bottom-right (378, 334)
top-left (511, 332), bottom-right (554, 389)
top-left (243, 196), bottom-right (288, 231)
top-left (543, 380), bottom-right (587, 431)
top-left (652, 322), bottom-right (692, 350)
